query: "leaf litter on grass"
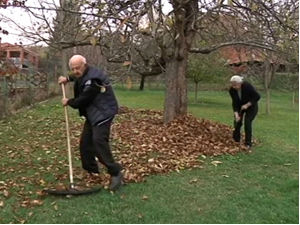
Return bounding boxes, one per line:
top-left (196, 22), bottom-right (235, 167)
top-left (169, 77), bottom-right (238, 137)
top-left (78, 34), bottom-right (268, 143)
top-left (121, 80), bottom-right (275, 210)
top-left (112, 106), bottom-right (248, 183)
top-left (0, 105), bottom-right (249, 216)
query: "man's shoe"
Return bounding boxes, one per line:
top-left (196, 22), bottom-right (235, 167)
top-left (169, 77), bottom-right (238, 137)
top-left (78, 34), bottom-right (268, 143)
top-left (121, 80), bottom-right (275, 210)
top-left (109, 172), bottom-right (123, 191)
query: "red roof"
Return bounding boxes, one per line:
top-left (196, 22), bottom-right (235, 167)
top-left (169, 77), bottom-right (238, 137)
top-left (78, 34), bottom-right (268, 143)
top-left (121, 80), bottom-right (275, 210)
top-left (0, 42), bottom-right (38, 57)
top-left (220, 46), bottom-right (266, 64)
top-left (1, 43), bottom-right (15, 48)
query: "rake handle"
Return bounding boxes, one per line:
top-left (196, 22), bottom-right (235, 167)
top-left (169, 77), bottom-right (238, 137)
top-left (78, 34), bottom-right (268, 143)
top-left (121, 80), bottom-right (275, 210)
top-left (61, 83), bottom-right (74, 189)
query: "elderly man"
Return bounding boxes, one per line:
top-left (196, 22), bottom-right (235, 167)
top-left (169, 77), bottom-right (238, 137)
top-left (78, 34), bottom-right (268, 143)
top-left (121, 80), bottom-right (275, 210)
top-left (229, 75), bottom-right (260, 148)
top-left (58, 55), bottom-right (123, 191)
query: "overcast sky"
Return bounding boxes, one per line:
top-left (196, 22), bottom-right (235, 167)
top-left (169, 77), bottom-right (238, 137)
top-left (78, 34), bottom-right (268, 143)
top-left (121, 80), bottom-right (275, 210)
top-left (0, 0), bottom-right (172, 46)
top-left (0, 7), bottom-right (30, 44)
top-left (0, 0), bottom-right (60, 45)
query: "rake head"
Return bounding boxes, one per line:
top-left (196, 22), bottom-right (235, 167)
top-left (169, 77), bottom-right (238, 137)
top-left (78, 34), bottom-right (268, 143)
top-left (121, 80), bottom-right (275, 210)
top-left (44, 185), bottom-right (101, 196)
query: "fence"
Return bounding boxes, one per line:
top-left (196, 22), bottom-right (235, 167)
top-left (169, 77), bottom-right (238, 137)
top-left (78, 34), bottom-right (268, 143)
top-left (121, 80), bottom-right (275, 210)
top-left (0, 71), bottom-right (61, 118)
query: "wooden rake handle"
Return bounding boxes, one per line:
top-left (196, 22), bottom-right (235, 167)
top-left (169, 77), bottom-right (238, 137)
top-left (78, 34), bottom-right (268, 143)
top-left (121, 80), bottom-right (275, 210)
top-left (61, 83), bottom-right (74, 188)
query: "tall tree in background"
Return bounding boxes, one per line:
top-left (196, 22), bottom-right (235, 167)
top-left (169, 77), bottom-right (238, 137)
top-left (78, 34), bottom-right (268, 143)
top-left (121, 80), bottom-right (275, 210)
top-left (2, 0), bottom-right (298, 122)
top-left (50, 0), bottom-right (83, 75)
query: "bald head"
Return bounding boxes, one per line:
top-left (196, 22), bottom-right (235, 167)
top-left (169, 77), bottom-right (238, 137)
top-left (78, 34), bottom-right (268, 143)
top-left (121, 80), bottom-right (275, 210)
top-left (69, 55), bottom-right (87, 77)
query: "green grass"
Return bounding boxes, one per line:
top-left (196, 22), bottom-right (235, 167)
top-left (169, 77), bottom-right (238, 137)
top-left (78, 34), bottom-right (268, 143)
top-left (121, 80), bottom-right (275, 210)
top-left (0, 88), bottom-right (298, 224)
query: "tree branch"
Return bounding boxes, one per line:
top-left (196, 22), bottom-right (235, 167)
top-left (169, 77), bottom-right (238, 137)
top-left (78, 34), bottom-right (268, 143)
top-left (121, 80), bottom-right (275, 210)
top-left (189, 41), bottom-right (276, 54)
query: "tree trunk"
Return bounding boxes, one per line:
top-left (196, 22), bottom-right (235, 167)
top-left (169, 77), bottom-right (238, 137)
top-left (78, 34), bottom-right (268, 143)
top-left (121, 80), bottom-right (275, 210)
top-left (61, 49), bottom-right (72, 96)
top-left (195, 82), bottom-right (198, 102)
top-left (61, 49), bottom-right (68, 76)
top-left (265, 86), bottom-right (271, 114)
top-left (54, 65), bottom-right (58, 79)
top-left (59, 0), bottom-right (68, 76)
top-left (263, 61), bottom-right (274, 115)
top-left (264, 74), bottom-right (271, 115)
top-left (163, 0), bottom-right (197, 123)
top-left (163, 58), bottom-right (188, 124)
top-left (139, 75), bottom-right (145, 91)
top-left (292, 91), bottom-right (296, 106)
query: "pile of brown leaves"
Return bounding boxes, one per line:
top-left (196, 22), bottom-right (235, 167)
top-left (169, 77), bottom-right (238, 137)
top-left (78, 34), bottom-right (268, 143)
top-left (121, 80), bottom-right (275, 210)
top-left (110, 106), bottom-right (248, 183)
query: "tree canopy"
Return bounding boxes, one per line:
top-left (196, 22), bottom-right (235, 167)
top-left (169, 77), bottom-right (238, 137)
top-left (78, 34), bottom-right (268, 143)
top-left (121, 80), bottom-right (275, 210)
top-left (0, 0), bottom-right (298, 122)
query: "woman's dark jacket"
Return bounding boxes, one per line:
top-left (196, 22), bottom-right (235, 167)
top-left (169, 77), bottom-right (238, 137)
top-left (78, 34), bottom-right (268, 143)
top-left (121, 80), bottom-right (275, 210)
top-left (67, 66), bottom-right (118, 126)
top-left (229, 81), bottom-right (260, 113)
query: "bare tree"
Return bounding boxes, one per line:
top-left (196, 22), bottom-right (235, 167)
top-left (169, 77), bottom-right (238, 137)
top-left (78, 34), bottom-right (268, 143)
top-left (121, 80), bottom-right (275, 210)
top-left (2, 0), bottom-right (298, 122)
top-left (244, 51), bottom-right (280, 115)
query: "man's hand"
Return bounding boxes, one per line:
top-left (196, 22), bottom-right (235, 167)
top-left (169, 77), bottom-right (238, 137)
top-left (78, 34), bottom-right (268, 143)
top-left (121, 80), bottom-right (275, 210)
top-left (62, 98), bottom-right (69, 106)
top-left (234, 112), bottom-right (241, 122)
top-left (58, 76), bottom-right (68, 84)
top-left (241, 102), bottom-right (252, 111)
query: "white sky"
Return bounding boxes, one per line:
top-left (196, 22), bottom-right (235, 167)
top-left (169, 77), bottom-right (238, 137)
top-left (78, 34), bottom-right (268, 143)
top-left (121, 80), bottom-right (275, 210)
top-left (0, 0), bottom-right (57, 45)
top-left (0, 0), bottom-right (172, 46)
top-left (0, 6), bottom-right (31, 44)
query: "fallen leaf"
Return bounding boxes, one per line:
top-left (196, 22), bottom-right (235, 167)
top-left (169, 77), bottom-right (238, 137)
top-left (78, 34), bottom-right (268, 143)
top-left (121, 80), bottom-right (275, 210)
top-left (189, 178), bottom-right (198, 184)
top-left (211, 161), bottom-right (222, 166)
top-left (36, 190), bottom-right (45, 196)
top-left (39, 179), bottom-right (46, 186)
top-left (148, 158), bottom-right (154, 163)
top-left (31, 200), bottom-right (43, 206)
top-left (3, 190), bottom-right (9, 197)
top-left (142, 195), bottom-right (148, 200)
top-left (120, 194), bottom-right (126, 199)
top-left (18, 219), bottom-right (26, 224)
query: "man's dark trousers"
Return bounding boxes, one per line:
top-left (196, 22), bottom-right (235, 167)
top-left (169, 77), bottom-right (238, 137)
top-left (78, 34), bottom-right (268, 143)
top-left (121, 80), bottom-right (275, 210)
top-left (80, 119), bottom-right (122, 176)
top-left (233, 104), bottom-right (258, 146)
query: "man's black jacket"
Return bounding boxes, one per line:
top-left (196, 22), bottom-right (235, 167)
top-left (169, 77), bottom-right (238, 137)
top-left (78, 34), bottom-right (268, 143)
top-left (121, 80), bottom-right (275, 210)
top-left (67, 66), bottom-right (118, 125)
top-left (229, 81), bottom-right (260, 113)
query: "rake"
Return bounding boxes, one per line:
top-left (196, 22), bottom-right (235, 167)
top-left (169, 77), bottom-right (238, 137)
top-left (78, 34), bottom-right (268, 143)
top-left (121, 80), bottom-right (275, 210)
top-left (44, 83), bottom-right (101, 196)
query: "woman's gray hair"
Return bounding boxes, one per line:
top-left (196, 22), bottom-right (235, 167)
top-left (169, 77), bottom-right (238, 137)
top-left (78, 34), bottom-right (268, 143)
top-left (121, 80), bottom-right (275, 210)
top-left (230, 75), bottom-right (243, 83)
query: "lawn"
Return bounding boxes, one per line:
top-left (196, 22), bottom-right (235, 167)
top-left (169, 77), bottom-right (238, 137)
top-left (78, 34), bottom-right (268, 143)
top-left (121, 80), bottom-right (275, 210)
top-left (0, 88), bottom-right (298, 224)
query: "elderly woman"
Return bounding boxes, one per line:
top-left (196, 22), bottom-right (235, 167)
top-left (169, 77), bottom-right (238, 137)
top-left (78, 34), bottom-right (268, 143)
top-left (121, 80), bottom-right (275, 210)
top-left (229, 75), bottom-right (261, 148)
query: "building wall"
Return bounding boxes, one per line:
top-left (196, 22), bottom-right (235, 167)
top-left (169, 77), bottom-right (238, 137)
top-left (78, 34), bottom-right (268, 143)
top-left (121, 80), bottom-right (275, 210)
top-left (0, 43), bottom-right (39, 69)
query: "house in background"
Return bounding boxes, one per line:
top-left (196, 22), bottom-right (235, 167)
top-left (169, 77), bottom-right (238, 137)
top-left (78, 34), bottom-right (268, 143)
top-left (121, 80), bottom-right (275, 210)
top-left (219, 46), bottom-right (267, 74)
top-left (219, 45), bottom-right (291, 74)
top-left (0, 43), bottom-right (39, 69)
